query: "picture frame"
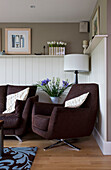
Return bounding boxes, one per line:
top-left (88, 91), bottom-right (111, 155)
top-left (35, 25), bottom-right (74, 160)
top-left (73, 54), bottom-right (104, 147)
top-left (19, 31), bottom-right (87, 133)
top-left (5, 28), bottom-right (31, 54)
top-left (92, 7), bottom-right (100, 37)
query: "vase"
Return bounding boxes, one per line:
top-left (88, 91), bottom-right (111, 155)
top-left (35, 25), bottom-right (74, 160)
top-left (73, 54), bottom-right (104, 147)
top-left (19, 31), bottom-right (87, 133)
top-left (56, 47), bottom-right (59, 55)
top-left (49, 47), bottom-right (53, 55)
top-left (50, 97), bottom-right (59, 104)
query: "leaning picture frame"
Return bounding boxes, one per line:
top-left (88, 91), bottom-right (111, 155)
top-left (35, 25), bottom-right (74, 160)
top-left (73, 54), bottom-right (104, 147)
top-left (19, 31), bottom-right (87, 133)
top-left (92, 7), bottom-right (100, 37)
top-left (5, 28), bottom-right (31, 54)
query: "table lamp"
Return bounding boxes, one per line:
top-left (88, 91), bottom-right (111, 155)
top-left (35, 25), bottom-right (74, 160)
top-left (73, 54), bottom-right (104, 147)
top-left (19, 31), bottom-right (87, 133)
top-left (64, 54), bottom-right (89, 84)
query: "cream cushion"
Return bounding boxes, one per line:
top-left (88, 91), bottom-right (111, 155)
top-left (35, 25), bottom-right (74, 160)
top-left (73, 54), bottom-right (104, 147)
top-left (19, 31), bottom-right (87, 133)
top-left (3, 87), bottom-right (30, 114)
top-left (65, 92), bottom-right (89, 108)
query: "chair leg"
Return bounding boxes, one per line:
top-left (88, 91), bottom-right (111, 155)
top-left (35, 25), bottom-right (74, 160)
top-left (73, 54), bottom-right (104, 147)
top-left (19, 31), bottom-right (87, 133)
top-left (44, 140), bottom-right (62, 151)
top-left (5, 135), bottom-right (22, 142)
top-left (44, 139), bottom-right (80, 151)
top-left (63, 139), bottom-right (80, 151)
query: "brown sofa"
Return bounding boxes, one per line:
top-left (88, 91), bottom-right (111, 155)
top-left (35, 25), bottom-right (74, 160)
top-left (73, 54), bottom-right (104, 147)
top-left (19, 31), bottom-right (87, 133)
top-left (0, 85), bottom-right (37, 141)
top-left (32, 84), bottom-right (99, 150)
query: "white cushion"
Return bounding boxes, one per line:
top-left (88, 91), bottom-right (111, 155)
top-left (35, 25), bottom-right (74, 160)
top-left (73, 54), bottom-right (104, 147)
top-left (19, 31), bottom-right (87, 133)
top-left (65, 92), bottom-right (89, 108)
top-left (3, 87), bottom-right (30, 114)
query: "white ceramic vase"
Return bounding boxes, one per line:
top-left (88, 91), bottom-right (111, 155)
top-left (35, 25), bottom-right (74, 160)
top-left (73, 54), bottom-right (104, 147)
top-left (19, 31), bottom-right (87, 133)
top-left (50, 97), bottom-right (59, 104)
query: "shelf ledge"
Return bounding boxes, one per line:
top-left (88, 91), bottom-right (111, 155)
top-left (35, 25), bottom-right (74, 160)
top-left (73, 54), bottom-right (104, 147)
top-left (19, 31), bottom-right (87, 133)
top-left (0, 55), bottom-right (64, 58)
top-left (85, 35), bottom-right (108, 54)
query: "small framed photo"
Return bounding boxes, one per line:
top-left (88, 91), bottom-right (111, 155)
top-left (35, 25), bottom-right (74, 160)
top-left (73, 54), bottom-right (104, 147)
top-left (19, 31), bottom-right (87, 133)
top-left (92, 7), bottom-right (100, 37)
top-left (5, 28), bottom-right (31, 54)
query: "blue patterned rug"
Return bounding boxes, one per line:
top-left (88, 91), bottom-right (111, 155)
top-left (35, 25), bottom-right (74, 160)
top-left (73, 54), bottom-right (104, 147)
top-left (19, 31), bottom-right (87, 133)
top-left (0, 147), bottom-right (37, 170)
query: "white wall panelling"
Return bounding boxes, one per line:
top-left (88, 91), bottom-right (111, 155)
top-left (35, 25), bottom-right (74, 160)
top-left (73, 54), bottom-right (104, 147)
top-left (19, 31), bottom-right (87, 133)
top-left (0, 55), bottom-right (88, 85)
top-left (89, 38), bottom-right (107, 141)
top-left (0, 55), bottom-right (89, 103)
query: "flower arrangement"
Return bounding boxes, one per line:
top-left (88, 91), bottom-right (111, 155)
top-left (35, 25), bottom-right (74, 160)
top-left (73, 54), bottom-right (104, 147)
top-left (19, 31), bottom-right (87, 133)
top-left (36, 77), bottom-right (72, 97)
top-left (47, 41), bottom-right (67, 47)
top-left (47, 41), bottom-right (67, 55)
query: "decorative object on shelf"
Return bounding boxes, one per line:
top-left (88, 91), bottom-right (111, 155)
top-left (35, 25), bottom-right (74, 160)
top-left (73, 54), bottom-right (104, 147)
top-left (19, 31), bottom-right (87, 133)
top-left (0, 50), bottom-right (5, 55)
top-left (86, 35), bottom-right (108, 54)
top-left (47, 41), bottom-right (67, 55)
top-left (43, 45), bottom-right (46, 55)
top-left (36, 77), bottom-right (72, 104)
top-left (5, 28), bottom-right (31, 54)
top-left (64, 54), bottom-right (89, 84)
top-left (83, 40), bottom-right (88, 54)
top-left (92, 7), bottom-right (100, 37)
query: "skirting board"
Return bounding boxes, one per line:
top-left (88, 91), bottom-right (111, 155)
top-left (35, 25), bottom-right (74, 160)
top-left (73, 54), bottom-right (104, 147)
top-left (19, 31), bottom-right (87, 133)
top-left (93, 127), bottom-right (111, 155)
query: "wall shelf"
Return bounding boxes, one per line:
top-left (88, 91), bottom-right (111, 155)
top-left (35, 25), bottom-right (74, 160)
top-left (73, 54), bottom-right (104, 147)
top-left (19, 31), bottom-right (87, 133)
top-left (0, 55), bottom-right (64, 58)
top-left (86, 35), bottom-right (108, 54)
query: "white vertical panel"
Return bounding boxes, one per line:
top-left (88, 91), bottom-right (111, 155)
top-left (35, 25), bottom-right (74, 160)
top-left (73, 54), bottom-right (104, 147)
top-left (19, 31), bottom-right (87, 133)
top-left (19, 57), bottom-right (26, 85)
top-left (45, 57), bottom-right (52, 79)
top-left (12, 57), bottom-right (20, 84)
top-left (52, 57), bottom-right (59, 77)
top-left (5, 57), bottom-right (13, 84)
top-left (32, 57), bottom-right (39, 84)
top-left (89, 39), bottom-right (107, 141)
top-left (0, 57), bottom-right (6, 84)
top-left (38, 57), bottom-right (46, 80)
top-left (25, 57), bottom-right (33, 85)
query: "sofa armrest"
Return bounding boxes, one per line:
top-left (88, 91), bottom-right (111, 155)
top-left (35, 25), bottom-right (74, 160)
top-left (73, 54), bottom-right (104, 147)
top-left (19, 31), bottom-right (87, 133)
top-left (32, 102), bottom-right (64, 116)
top-left (14, 100), bottom-right (26, 117)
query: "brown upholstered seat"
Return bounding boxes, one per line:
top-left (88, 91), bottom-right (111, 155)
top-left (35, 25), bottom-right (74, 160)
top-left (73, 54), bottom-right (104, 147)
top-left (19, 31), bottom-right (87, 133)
top-left (32, 84), bottom-right (99, 150)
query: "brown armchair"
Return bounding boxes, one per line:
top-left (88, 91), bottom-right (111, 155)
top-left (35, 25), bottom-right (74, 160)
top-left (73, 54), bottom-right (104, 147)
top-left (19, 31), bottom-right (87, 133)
top-left (32, 84), bottom-right (99, 150)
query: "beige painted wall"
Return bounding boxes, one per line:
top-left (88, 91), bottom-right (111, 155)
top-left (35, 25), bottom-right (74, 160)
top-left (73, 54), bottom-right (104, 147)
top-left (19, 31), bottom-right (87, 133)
top-left (0, 23), bottom-right (89, 54)
top-left (89, 0), bottom-right (107, 39)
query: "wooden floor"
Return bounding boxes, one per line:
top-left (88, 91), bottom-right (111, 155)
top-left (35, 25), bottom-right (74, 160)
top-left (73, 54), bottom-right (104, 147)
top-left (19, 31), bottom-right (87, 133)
top-left (4, 132), bottom-right (111, 170)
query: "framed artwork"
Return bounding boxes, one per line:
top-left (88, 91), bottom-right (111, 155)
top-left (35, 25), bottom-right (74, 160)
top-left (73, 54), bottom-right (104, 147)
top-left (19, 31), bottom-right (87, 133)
top-left (92, 7), bottom-right (100, 37)
top-left (5, 28), bottom-right (31, 54)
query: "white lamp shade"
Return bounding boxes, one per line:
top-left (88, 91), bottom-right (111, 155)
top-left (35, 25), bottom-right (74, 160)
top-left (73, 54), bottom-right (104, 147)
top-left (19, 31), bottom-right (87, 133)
top-left (64, 54), bottom-right (89, 72)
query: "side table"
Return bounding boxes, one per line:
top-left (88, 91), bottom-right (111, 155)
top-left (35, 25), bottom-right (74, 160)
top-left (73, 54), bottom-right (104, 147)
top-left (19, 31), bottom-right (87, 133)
top-left (0, 120), bottom-right (4, 156)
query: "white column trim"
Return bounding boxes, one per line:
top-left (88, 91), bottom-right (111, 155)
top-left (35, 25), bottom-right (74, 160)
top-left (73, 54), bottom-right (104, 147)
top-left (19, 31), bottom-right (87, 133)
top-left (93, 127), bottom-right (111, 155)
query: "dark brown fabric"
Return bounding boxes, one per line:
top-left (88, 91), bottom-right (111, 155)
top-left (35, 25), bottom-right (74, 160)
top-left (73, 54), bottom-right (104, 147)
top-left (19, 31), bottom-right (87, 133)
top-left (15, 95), bottom-right (39, 136)
top-left (0, 85), bottom-right (37, 136)
top-left (64, 84), bottom-right (98, 110)
top-left (3, 129), bottom-right (15, 135)
top-left (7, 85), bottom-right (37, 98)
top-left (33, 102), bottom-right (63, 116)
top-left (0, 100), bottom-right (25, 128)
top-left (0, 113), bottom-right (20, 129)
top-left (33, 114), bottom-right (50, 131)
top-left (0, 86), bottom-right (7, 113)
top-left (0, 147), bottom-right (37, 169)
top-left (32, 83), bottom-right (99, 140)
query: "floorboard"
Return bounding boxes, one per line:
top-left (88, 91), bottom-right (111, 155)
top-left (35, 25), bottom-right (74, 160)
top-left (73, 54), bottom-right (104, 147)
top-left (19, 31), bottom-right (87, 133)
top-left (4, 132), bottom-right (111, 170)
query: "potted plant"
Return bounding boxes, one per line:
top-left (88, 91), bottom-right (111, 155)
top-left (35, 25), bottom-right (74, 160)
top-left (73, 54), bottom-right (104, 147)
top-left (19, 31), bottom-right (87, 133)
top-left (36, 77), bottom-right (72, 103)
top-left (47, 41), bottom-right (67, 55)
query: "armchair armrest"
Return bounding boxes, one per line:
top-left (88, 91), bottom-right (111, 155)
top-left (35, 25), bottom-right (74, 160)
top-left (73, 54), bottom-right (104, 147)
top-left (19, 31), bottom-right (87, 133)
top-left (22, 95), bottom-right (39, 120)
top-left (48, 107), bottom-right (93, 139)
top-left (32, 102), bottom-right (64, 116)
